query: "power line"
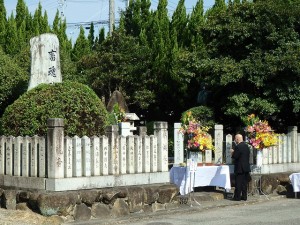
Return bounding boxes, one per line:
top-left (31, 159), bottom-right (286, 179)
top-left (58, 0), bottom-right (66, 19)
top-left (66, 19), bottom-right (120, 27)
top-left (67, 0), bottom-right (100, 2)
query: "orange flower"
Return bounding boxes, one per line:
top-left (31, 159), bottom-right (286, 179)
top-left (244, 114), bottom-right (279, 150)
top-left (180, 111), bottom-right (214, 152)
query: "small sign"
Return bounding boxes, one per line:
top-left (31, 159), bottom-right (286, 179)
top-left (187, 158), bottom-right (197, 172)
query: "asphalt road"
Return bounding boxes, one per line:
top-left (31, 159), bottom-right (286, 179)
top-left (68, 197), bottom-right (300, 225)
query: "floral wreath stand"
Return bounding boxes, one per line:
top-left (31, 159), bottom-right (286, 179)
top-left (256, 149), bottom-right (263, 167)
top-left (252, 148), bottom-right (269, 199)
top-left (185, 149), bottom-right (213, 206)
top-left (244, 114), bottom-right (279, 199)
top-left (185, 150), bottom-right (201, 206)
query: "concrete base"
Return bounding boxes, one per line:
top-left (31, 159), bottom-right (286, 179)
top-left (228, 163), bottom-right (300, 174)
top-left (0, 172), bottom-right (169, 191)
top-left (2, 163), bottom-right (300, 191)
top-left (0, 175), bottom-right (46, 189)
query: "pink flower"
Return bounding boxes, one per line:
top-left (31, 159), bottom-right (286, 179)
top-left (247, 126), bottom-right (254, 133)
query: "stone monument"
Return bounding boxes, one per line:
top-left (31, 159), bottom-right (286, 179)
top-left (106, 90), bottom-right (139, 136)
top-left (28, 33), bottom-right (62, 90)
top-left (106, 90), bottom-right (129, 113)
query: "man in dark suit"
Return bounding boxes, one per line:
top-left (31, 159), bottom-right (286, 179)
top-left (230, 134), bottom-right (251, 201)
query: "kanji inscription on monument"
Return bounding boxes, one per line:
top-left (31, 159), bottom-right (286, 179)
top-left (28, 33), bottom-right (62, 90)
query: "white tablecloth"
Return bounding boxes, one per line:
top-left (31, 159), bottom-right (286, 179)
top-left (170, 165), bottom-right (231, 195)
top-left (289, 173), bottom-right (300, 192)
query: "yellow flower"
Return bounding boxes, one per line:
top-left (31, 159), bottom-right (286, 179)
top-left (245, 114), bottom-right (279, 149)
top-left (180, 111), bottom-right (214, 151)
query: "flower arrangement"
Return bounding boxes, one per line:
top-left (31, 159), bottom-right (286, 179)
top-left (180, 111), bottom-right (214, 151)
top-left (244, 114), bottom-right (279, 150)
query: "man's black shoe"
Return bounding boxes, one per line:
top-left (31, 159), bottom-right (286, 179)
top-left (231, 198), bottom-right (241, 201)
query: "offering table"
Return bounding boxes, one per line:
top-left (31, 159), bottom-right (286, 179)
top-left (170, 165), bottom-right (231, 195)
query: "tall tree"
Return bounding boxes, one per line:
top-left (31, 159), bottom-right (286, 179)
top-left (87, 22), bottom-right (95, 50)
top-left (0, 0), bottom-right (5, 20)
top-left (71, 26), bottom-right (90, 61)
top-left (187, 0), bottom-right (206, 52)
top-left (200, 0), bottom-right (300, 130)
top-left (25, 9), bottom-right (34, 39)
top-left (52, 10), bottom-right (60, 34)
top-left (170, 0), bottom-right (188, 47)
top-left (41, 11), bottom-right (50, 33)
top-left (0, 0), bottom-right (6, 48)
top-left (140, 0), bottom-right (151, 29)
top-left (122, 0), bottom-right (146, 37)
top-left (15, 0), bottom-right (27, 28)
top-left (53, 13), bottom-right (72, 57)
top-left (94, 27), bottom-right (105, 50)
top-left (5, 14), bottom-right (19, 55)
top-left (17, 20), bottom-right (27, 50)
top-left (32, 5), bottom-right (40, 35)
top-left (98, 27), bottom-right (106, 45)
top-left (33, 3), bottom-right (50, 35)
top-left (79, 31), bottom-right (154, 111)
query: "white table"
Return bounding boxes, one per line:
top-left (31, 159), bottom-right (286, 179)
top-left (170, 165), bottom-right (231, 195)
top-left (289, 172), bottom-right (300, 198)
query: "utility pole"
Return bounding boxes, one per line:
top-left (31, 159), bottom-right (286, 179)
top-left (124, 0), bottom-right (129, 8)
top-left (109, 0), bottom-right (115, 35)
top-left (58, 0), bottom-right (66, 20)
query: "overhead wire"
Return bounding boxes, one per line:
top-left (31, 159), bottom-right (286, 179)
top-left (21, 0), bottom-right (209, 37)
top-left (66, 0), bottom-right (111, 37)
top-left (67, 0), bottom-right (101, 3)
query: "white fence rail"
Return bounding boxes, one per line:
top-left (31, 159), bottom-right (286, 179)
top-left (173, 124), bottom-right (300, 174)
top-left (224, 126), bottom-right (300, 166)
top-left (0, 119), bottom-right (169, 191)
top-left (0, 135), bottom-right (46, 177)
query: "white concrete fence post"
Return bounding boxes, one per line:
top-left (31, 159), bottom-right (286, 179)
top-left (47, 118), bottom-right (64, 178)
top-left (174, 123), bottom-right (184, 166)
top-left (288, 126), bottom-right (298, 163)
top-left (105, 125), bottom-right (119, 175)
top-left (154, 122), bottom-right (168, 172)
top-left (214, 125), bottom-right (223, 164)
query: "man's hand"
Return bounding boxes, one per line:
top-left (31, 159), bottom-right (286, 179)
top-left (230, 149), bottom-right (234, 156)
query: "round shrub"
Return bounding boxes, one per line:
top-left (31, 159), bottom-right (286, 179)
top-left (1, 81), bottom-right (109, 136)
top-left (182, 106), bottom-right (215, 128)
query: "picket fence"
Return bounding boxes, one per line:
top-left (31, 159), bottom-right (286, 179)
top-left (174, 124), bottom-right (300, 174)
top-left (2, 120), bottom-right (299, 191)
top-left (223, 126), bottom-right (300, 173)
top-left (0, 119), bottom-right (169, 191)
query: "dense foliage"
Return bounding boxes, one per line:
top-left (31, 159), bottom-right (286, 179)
top-left (181, 106), bottom-right (215, 128)
top-left (1, 0), bottom-right (300, 134)
top-left (1, 82), bottom-right (109, 136)
top-left (0, 48), bottom-right (28, 116)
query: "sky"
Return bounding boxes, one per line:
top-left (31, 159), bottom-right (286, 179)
top-left (3, 0), bottom-right (215, 41)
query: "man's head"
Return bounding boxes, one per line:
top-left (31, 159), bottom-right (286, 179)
top-left (235, 134), bottom-right (243, 144)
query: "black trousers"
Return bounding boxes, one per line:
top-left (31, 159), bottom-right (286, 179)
top-left (234, 172), bottom-right (249, 200)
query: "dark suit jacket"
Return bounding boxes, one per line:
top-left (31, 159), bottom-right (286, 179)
top-left (232, 142), bottom-right (250, 174)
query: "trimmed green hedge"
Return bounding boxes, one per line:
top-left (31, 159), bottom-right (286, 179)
top-left (182, 106), bottom-right (215, 128)
top-left (1, 81), bottom-right (109, 136)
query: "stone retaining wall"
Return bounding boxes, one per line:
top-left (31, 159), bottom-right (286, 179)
top-left (230, 172), bottom-right (294, 197)
top-left (0, 184), bottom-right (179, 223)
top-left (0, 173), bottom-right (296, 224)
